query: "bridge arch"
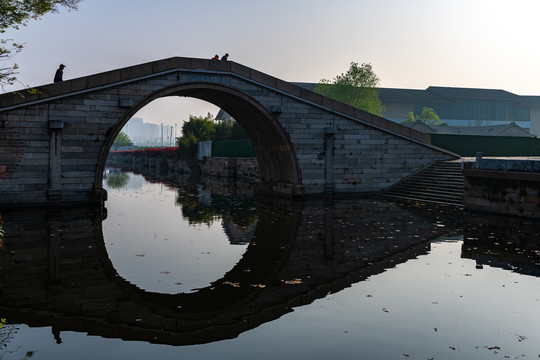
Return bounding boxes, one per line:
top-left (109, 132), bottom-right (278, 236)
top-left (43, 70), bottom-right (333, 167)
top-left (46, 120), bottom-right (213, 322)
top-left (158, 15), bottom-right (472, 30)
top-left (96, 82), bottom-right (303, 194)
top-left (0, 57), bottom-right (457, 207)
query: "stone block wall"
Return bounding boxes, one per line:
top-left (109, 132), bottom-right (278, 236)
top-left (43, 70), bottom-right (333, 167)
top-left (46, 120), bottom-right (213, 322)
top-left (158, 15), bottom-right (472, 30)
top-left (463, 169), bottom-right (540, 218)
top-left (200, 157), bottom-right (260, 180)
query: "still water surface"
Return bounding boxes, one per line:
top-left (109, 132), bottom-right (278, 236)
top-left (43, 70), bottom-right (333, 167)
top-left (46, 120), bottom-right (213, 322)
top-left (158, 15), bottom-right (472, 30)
top-left (0, 170), bottom-right (539, 359)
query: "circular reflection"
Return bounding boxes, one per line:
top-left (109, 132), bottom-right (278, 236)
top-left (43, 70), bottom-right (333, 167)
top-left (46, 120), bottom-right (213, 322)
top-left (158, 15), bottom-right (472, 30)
top-left (102, 171), bottom-right (254, 294)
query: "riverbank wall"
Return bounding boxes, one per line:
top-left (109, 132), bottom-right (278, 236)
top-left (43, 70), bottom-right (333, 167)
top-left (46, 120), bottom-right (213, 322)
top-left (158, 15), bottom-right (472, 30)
top-left (107, 152), bottom-right (260, 181)
top-left (463, 156), bottom-right (540, 219)
top-left (199, 157), bottom-right (260, 180)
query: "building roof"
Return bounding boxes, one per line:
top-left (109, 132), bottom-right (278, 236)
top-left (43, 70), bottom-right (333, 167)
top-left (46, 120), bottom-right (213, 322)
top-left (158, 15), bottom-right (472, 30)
top-left (405, 122), bottom-right (533, 137)
top-left (294, 83), bottom-right (535, 105)
top-left (521, 96), bottom-right (540, 106)
top-left (293, 82), bottom-right (317, 92)
top-left (426, 86), bottom-right (524, 102)
top-left (216, 109), bottom-right (233, 120)
top-left (378, 87), bottom-right (451, 103)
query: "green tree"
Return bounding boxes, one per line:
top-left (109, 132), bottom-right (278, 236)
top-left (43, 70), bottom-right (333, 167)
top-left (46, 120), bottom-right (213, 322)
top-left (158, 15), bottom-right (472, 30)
top-left (175, 113), bottom-right (249, 160)
top-left (314, 62), bottom-right (384, 116)
top-left (0, 0), bottom-right (81, 88)
top-left (214, 119), bottom-right (233, 141)
top-left (181, 113), bottom-right (216, 141)
top-left (230, 120), bottom-right (247, 140)
top-left (176, 113), bottom-right (216, 160)
top-left (112, 131), bottom-right (131, 150)
top-left (214, 118), bottom-right (248, 141)
top-left (176, 133), bottom-right (198, 160)
top-left (402, 107), bottom-right (444, 125)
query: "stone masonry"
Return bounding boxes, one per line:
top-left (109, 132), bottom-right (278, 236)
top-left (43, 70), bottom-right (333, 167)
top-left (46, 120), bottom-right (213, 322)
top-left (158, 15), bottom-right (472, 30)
top-left (0, 57), bottom-right (457, 206)
top-left (463, 158), bottom-right (540, 218)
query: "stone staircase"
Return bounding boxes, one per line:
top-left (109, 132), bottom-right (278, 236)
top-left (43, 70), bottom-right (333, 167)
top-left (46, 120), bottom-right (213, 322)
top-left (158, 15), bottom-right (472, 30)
top-left (382, 161), bottom-right (464, 206)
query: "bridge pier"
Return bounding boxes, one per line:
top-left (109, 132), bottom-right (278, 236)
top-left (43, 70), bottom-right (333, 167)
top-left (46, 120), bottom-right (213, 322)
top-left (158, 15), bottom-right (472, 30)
top-left (324, 127), bottom-right (336, 194)
top-left (48, 120), bottom-right (64, 201)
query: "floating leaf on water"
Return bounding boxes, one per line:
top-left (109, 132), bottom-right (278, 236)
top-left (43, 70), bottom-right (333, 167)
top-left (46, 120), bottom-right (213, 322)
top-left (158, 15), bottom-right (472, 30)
top-left (285, 278), bottom-right (302, 285)
top-left (250, 284), bottom-right (266, 288)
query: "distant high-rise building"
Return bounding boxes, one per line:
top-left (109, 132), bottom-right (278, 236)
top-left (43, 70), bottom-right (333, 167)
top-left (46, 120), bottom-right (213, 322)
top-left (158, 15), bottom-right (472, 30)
top-left (124, 117), bottom-right (175, 146)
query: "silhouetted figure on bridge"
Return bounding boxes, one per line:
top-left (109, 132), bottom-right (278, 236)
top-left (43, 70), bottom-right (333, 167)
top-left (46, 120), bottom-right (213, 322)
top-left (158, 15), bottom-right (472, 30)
top-left (221, 53), bottom-right (229, 61)
top-left (54, 64), bottom-right (65, 82)
top-left (211, 54), bottom-right (219, 60)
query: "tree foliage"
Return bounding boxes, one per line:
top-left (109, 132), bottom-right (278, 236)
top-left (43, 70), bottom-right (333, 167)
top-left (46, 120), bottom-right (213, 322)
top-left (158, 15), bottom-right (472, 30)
top-left (314, 62), bottom-right (384, 116)
top-left (402, 107), bottom-right (444, 125)
top-left (112, 131), bottom-right (131, 150)
top-left (0, 0), bottom-right (81, 88)
top-left (177, 133), bottom-right (198, 160)
top-left (181, 113), bottom-right (216, 141)
top-left (175, 113), bottom-right (248, 160)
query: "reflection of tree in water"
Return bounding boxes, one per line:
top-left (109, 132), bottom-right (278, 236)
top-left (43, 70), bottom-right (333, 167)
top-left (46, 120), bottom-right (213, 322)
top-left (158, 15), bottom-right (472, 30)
top-left (176, 186), bottom-right (258, 229)
top-left (0, 321), bottom-right (23, 355)
top-left (104, 170), bottom-right (130, 190)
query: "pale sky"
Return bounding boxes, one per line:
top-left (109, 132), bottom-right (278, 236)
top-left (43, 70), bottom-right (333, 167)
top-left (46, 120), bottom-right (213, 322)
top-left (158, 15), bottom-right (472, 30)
top-left (3, 0), bottom-right (540, 127)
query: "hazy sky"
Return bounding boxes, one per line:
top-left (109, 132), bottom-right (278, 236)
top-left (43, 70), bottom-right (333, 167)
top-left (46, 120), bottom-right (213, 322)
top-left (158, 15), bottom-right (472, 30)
top-left (3, 0), bottom-right (540, 127)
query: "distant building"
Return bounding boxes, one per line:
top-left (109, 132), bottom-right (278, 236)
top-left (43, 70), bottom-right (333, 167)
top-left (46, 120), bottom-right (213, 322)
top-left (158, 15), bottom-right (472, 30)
top-left (295, 84), bottom-right (540, 137)
top-left (404, 121), bottom-right (534, 137)
top-left (124, 117), bottom-right (175, 147)
top-left (216, 109), bottom-right (233, 121)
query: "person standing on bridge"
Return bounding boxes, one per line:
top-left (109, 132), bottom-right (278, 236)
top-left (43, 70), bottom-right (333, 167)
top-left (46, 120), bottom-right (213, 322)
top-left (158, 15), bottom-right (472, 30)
top-left (211, 54), bottom-right (219, 60)
top-left (221, 53), bottom-right (229, 61)
top-left (54, 64), bottom-right (65, 82)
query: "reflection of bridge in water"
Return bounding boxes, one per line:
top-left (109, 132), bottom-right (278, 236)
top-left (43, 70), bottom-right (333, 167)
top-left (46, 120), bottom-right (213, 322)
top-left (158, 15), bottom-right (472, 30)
top-left (461, 213), bottom-right (540, 277)
top-left (0, 199), bottom-right (464, 346)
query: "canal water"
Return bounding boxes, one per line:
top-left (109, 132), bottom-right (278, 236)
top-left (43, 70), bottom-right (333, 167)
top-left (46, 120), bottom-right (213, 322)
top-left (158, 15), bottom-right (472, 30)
top-left (0, 169), bottom-right (539, 359)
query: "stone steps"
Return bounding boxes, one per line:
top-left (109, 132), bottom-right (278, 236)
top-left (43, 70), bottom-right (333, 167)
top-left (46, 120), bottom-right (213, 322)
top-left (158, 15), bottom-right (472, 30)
top-left (382, 161), bottom-right (463, 206)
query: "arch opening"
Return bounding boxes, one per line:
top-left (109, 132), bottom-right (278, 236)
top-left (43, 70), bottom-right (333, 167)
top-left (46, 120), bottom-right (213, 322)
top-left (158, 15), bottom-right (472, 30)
top-left (97, 82), bottom-right (303, 198)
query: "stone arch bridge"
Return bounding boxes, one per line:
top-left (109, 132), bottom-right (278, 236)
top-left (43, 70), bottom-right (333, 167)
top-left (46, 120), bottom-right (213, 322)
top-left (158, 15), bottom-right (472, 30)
top-left (0, 57), bottom-right (456, 206)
